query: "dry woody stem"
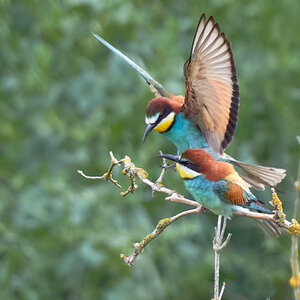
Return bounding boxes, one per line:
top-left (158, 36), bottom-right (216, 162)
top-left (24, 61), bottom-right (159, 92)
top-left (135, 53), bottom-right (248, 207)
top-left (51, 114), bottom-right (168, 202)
top-left (213, 216), bottom-right (231, 300)
top-left (290, 146), bottom-right (300, 299)
top-left (78, 151), bottom-right (300, 267)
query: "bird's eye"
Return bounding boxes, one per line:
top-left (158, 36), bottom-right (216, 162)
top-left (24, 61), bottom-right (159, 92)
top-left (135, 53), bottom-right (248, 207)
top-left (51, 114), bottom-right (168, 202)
top-left (181, 159), bottom-right (191, 166)
top-left (145, 113), bottom-right (160, 124)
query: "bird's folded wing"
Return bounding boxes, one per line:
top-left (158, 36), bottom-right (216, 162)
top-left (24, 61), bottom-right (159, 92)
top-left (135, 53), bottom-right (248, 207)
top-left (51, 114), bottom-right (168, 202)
top-left (214, 179), bottom-right (246, 206)
top-left (183, 14), bottom-right (239, 154)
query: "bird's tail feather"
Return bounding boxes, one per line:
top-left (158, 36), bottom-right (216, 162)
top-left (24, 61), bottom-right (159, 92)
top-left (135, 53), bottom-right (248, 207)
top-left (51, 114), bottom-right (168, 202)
top-left (92, 33), bottom-right (170, 98)
top-left (255, 219), bottom-right (282, 238)
top-left (233, 203), bottom-right (282, 238)
top-left (223, 155), bottom-right (286, 190)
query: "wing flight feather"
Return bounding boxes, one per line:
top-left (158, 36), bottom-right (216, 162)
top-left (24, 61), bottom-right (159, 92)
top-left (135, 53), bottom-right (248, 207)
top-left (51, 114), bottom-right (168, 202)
top-left (183, 14), bottom-right (239, 154)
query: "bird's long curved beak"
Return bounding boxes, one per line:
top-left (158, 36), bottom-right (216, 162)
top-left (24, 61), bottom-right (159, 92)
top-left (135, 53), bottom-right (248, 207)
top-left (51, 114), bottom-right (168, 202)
top-left (157, 154), bottom-right (180, 163)
top-left (142, 123), bottom-right (156, 144)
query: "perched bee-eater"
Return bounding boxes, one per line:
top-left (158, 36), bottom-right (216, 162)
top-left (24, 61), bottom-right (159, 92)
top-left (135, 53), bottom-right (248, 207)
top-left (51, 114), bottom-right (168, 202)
top-left (158, 148), bottom-right (282, 237)
top-left (93, 14), bottom-right (286, 190)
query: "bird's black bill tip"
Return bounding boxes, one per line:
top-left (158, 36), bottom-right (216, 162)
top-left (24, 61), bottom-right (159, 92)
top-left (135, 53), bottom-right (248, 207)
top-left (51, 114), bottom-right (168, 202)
top-left (142, 123), bottom-right (155, 144)
top-left (156, 154), bottom-right (179, 163)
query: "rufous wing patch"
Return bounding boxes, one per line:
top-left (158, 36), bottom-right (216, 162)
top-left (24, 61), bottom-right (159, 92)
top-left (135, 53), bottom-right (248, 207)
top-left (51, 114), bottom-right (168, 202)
top-left (225, 183), bottom-right (245, 205)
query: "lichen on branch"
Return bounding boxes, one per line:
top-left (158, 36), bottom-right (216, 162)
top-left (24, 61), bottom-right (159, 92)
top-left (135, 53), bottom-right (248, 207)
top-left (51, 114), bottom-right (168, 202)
top-left (78, 151), bottom-right (300, 266)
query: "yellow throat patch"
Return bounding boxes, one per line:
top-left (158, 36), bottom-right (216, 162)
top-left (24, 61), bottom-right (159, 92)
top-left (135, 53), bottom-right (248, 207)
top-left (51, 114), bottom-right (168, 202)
top-left (176, 163), bottom-right (200, 179)
top-left (154, 112), bottom-right (175, 133)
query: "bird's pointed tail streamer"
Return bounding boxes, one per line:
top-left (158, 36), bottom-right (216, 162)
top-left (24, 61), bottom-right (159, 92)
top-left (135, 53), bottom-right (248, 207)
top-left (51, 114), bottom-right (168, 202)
top-left (92, 33), bottom-right (170, 98)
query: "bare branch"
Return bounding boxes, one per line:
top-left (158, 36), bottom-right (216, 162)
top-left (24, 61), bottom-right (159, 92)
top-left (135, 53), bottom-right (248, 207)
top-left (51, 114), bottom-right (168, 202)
top-left (121, 206), bottom-right (204, 266)
top-left (79, 151), bottom-right (299, 233)
top-left (290, 140), bottom-right (300, 299)
top-left (213, 216), bottom-right (231, 299)
top-left (77, 151), bottom-right (124, 188)
top-left (165, 195), bottom-right (202, 207)
top-left (155, 150), bottom-right (169, 185)
top-left (219, 282), bottom-right (226, 300)
top-left (78, 151), bottom-right (300, 267)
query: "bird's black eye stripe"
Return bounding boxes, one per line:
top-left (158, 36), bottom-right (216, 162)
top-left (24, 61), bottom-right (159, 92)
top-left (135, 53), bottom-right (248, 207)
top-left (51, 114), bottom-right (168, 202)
top-left (155, 106), bottom-right (173, 125)
top-left (181, 161), bottom-right (201, 173)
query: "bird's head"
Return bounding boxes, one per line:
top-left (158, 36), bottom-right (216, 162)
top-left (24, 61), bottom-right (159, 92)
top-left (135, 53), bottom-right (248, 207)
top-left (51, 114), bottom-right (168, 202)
top-left (158, 148), bottom-right (214, 179)
top-left (143, 97), bottom-right (182, 143)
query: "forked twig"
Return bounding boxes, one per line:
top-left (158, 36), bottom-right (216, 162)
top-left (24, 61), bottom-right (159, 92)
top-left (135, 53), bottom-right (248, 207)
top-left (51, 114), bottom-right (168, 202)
top-left (213, 216), bottom-right (232, 299)
top-left (120, 206), bottom-right (204, 266)
top-left (78, 151), bottom-right (300, 266)
top-left (290, 138), bottom-right (300, 299)
top-left (78, 152), bottom-right (123, 188)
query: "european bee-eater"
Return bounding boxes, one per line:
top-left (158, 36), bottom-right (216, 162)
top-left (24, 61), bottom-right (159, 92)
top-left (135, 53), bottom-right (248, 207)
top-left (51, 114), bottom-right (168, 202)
top-left (93, 14), bottom-right (286, 190)
top-left (158, 148), bottom-right (282, 237)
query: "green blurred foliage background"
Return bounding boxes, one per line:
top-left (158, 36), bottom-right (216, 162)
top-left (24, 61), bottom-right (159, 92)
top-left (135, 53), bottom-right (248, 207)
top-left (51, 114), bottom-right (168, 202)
top-left (1, 0), bottom-right (299, 299)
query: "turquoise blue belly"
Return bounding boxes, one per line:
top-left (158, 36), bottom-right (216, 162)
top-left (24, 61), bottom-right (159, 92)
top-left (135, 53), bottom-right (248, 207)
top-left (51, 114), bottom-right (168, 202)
top-left (183, 175), bottom-right (234, 218)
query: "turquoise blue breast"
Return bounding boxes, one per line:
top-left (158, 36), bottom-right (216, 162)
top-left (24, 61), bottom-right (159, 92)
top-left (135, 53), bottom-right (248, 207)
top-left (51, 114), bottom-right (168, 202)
top-left (183, 175), bottom-right (234, 218)
top-left (162, 113), bottom-right (217, 158)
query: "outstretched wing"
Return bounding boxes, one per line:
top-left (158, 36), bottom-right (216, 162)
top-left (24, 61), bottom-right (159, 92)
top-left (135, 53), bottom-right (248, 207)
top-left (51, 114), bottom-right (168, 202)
top-left (92, 33), bottom-right (170, 98)
top-left (183, 14), bottom-right (239, 154)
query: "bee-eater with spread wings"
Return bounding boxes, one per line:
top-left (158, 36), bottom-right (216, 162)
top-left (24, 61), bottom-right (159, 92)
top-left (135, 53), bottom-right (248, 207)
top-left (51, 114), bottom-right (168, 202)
top-left (93, 14), bottom-right (286, 190)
